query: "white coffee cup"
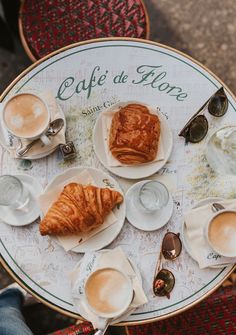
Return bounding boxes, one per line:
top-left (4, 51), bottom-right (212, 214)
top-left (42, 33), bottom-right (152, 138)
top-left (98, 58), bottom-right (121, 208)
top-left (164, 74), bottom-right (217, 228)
top-left (206, 209), bottom-right (236, 257)
top-left (84, 267), bottom-right (133, 320)
top-left (1, 92), bottom-right (51, 145)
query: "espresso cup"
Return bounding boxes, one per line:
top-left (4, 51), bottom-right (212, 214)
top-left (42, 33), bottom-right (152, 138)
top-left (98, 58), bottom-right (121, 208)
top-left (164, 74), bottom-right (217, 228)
top-left (206, 210), bottom-right (236, 257)
top-left (84, 267), bottom-right (133, 320)
top-left (1, 93), bottom-right (51, 145)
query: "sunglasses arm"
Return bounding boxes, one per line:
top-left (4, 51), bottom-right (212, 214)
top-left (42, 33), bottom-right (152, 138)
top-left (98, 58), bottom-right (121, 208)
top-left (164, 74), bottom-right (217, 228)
top-left (153, 249), bottom-right (163, 280)
top-left (178, 97), bottom-right (210, 137)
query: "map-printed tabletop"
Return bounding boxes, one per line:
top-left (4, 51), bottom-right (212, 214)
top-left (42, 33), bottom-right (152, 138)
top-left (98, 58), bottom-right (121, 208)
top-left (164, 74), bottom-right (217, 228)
top-left (0, 38), bottom-right (235, 324)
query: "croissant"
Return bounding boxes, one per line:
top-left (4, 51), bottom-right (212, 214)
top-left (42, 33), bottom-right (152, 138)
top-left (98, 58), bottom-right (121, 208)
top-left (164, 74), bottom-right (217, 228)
top-left (39, 183), bottom-right (123, 236)
top-left (109, 104), bottom-right (161, 165)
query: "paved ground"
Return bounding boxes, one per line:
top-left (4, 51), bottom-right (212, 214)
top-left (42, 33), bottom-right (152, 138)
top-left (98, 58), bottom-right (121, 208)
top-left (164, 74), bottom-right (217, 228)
top-left (146, 0), bottom-right (236, 93)
top-left (0, 0), bottom-right (235, 333)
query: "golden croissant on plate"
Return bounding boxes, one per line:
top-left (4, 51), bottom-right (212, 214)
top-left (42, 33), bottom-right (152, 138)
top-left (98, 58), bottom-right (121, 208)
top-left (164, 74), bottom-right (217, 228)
top-left (109, 103), bottom-right (161, 165)
top-left (39, 183), bottom-right (123, 236)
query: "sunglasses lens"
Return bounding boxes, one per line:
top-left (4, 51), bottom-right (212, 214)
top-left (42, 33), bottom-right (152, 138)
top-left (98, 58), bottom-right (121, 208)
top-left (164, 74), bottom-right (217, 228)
top-left (153, 269), bottom-right (175, 297)
top-left (162, 232), bottom-right (182, 260)
top-left (208, 88), bottom-right (228, 117)
top-left (185, 115), bottom-right (208, 143)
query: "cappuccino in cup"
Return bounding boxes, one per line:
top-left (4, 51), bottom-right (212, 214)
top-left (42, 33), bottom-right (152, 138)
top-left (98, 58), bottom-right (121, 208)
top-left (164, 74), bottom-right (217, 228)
top-left (84, 267), bottom-right (133, 318)
top-left (207, 210), bottom-right (236, 257)
top-left (2, 93), bottom-right (50, 144)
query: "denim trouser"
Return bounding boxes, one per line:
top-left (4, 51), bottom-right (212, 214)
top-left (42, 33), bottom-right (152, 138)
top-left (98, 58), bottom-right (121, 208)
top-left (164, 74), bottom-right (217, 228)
top-left (0, 288), bottom-right (33, 335)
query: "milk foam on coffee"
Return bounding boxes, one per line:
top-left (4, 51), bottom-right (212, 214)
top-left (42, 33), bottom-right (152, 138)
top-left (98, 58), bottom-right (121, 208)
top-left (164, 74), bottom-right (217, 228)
top-left (85, 268), bottom-right (131, 315)
top-left (209, 211), bottom-right (236, 256)
top-left (4, 94), bottom-right (49, 138)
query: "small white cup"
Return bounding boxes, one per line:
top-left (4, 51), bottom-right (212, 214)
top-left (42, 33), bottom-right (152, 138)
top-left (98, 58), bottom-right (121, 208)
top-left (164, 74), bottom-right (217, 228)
top-left (84, 267), bottom-right (133, 323)
top-left (1, 92), bottom-right (51, 146)
top-left (205, 209), bottom-right (236, 257)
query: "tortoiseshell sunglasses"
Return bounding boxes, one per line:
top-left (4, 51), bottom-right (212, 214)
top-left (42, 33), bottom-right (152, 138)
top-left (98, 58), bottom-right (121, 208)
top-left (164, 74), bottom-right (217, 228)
top-left (179, 87), bottom-right (228, 143)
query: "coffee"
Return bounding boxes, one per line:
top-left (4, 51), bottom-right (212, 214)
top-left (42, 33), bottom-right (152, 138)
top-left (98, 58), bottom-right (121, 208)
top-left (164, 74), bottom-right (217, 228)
top-left (208, 211), bottom-right (236, 256)
top-left (85, 268), bottom-right (132, 316)
top-left (3, 94), bottom-right (49, 138)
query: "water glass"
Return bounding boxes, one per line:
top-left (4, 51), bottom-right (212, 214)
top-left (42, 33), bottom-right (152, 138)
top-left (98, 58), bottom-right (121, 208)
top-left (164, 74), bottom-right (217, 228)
top-left (134, 181), bottom-right (169, 213)
top-left (0, 175), bottom-right (30, 211)
top-left (206, 126), bottom-right (236, 175)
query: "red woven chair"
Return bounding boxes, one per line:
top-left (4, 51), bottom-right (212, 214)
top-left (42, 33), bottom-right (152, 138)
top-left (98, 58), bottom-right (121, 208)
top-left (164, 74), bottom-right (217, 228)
top-left (126, 285), bottom-right (236, 335)
top-left (49, 285), bottom-right (235, 335)
top-left (48, 322), bottom-right (94, 335)
top-left (19, 0), bottom-right (149, 62)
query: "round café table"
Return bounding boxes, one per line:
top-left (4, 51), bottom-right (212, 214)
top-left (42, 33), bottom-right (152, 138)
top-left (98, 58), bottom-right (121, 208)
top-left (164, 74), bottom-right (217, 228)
top-left (0, 38), bottom-right (235, 325)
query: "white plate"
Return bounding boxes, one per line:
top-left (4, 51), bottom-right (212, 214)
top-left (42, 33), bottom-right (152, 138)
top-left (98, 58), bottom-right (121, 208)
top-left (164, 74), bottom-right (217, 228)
top-left (74, 249), bottom-right (142, 324)
top-left (0, 104), bottom-right (66, 160)
top-left (181, 197), bottom-right (233, 268)
top-left (93, 101), bottom-right (173, 179)
top-left (44, 167), bottom-right (126, 253)
top-left (0, 174), bottom-right (43, 226)
top-left (125, 180), bottom-right (173, 231)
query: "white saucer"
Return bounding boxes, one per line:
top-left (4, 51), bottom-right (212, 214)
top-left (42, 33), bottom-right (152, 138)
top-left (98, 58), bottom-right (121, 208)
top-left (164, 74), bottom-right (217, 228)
top-left (0, 174), bottom-right (43, 226)
top-left (43, 167), bottom-right (126, 253)
top-left (74, 249), bottom-right (142, 324)
top-left (125, 180), bottom-right (173, 231)
top-left (181, 197), bottom-right (233, 269)
top-left (0, 104), bottom-right (66, 160)
top-left (93, 101), bottom-right (173, 179)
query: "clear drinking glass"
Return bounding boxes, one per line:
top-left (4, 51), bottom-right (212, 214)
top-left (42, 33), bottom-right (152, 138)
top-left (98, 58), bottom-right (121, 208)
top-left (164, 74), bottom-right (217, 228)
top-left (206, 126), bottom-right (236, 175)
top-left (0, 175), bottom-right (30, 211)
top-left (134, 181), bottom-right (169, 213)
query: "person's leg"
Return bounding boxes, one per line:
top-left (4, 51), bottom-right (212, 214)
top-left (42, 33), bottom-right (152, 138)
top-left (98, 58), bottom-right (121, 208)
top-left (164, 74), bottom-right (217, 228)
top-left (0, 288), bottom-right (33, 335)
top-left (1, 0), bottom-right (20, 36)
top-left (0, 16), bottom-right (14, 52)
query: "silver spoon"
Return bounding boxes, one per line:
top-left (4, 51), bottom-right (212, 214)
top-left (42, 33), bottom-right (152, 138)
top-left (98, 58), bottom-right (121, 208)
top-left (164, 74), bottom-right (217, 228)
top-left (211, 203), bottom-right (225, 212)
top-left (94, 322), bottom-right (109, 335)
top-left (94, 290), bottom-right (135, 335)
top-left (16, 118), bottom-right (64, 157)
